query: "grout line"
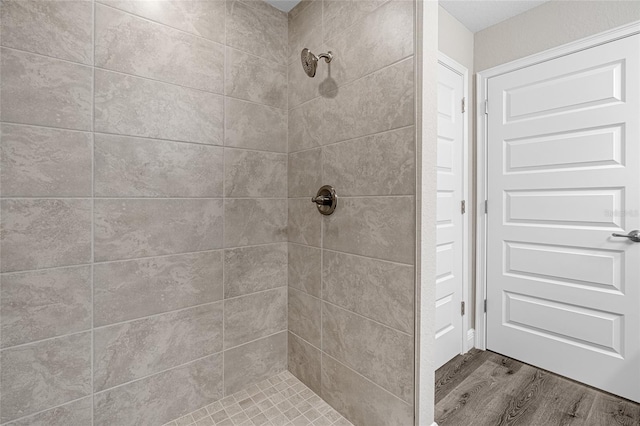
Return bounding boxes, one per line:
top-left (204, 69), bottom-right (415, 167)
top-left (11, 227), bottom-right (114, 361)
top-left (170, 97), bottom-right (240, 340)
top-left (0, 395), bottom-right (93, 426)
top-left (0, 329), bottom-right (92, 353)
top-left (94, 1), bottom-right (225, 45)
top-left (322, 352), bottom-right (413, 408)
top-left (289, 330), bottom-right (321, 354)
top-left (222, 1), bottom-right (228, 397)
top-left (1, 196), bottom-right (287, 200)
top-left (91, 0), bottom-right (96, 423)
top-left (92, 351), bottom-right (224, 397)
top-left (0, 120), bottom-right (288, 151)
top-left (0, 45), bottom-right (92, 68)
top-left (93, 65), bottom-right (226, 97)
top-left (0, 288), bottom-right (288, 353)
top-left (289, 287), bottom-right (413, 338)
top-left (223, 329), bottom-right (288, 355)
top-left (288, 194), bottom-right (416, 200)
top-left (287, 53), bottom-right (414, 111)
top-left (0, 242), bottom-right (288, 276)
top-left (290, 242), bottom-right (415, 268)
top-left (288, 123), bottom-right (416, 154)
top-left (100, 50), bottom-right (287, 104)
top-left (321, 0), bottom-right (392, 46)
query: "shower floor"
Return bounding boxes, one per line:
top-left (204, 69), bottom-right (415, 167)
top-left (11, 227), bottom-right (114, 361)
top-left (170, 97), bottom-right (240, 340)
top-left (164, 371), bottom-right (353, 426)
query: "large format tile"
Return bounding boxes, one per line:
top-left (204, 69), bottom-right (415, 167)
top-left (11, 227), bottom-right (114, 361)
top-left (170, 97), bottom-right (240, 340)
top-left (4, 397), bottom-right (92, 426)
top-left (287, 0), bottom-right (322, 65)
top-left (323, 250), bottom-right (414, 334)
top-left (322, 303), bottom-right (413, 403)
top-left (94, 251), bottom-right (223, 326)
top-left (289, 148), bottom-right (322, 197)
top-left (1, 266), bottom-right (91, 348)
top-left (224, 287), bottom-right (287, 348)
top-left (224, 332), bottom-right (287, 394)
top-left (1, 48), bottom-right (92, 130)
top-left (225, 47), bottom-right (287, 109)
top-left (326, 0), bottom-right (414, 86)
top-left (0, 0), bottom-right (93, 64)
top-left (95, 5), bottom-right (224, 93)
top-left (0, 333), bottom-right (91, 423)
top-left (288, 332), bottom-right (321, 394)
top-left (0, 124), bottom-right (92, 197)
top-left (288, 0), bottom-right (314, 20)
top-left (224, 199), bottom-right (287, 247)
top-left (173, 369), bottom-right (354, 426)
top-left (98, 0), bottom-right (225, 43)
top-left (95, 134), bottom-right (223, 197)
top-left (94, 199), bottom-right (223, 261)
top-left (321, 354), bottom-right (413, 426)
top-left (94, 69), bottom-right (224, 145)
top-left (287, 198), bottom-right (321, 247)
top-left (322, 126), bottom-right (415, 196)
top-left (226, 0), bottom-right (287, 63)
top-left (288, 288), bottom-right (321, 347)
top-left (288, 98), bottom-right (324, 152)
top-left (224, 149), bottom-right (287, 198)
top-left (94, 353), bottom-right (224, 426)
top-left (288, 243), bottom-right (321, 297)
top-left (0, 199), bottom-right (91, 272)
top-left (323, 196), bottom-right (414, 264)
top-left (287, 53), bottom-right (326, 109)
top-left (322, 0), bottom-right (389, 41)
top-left (323, 57), bottom-right (414, 144)
top-left (225, 98), bottom-right (287, 152)
top-left (224, 243), bottom-right (287, 298)
top-left (94, 303), bottom-right (223, 391)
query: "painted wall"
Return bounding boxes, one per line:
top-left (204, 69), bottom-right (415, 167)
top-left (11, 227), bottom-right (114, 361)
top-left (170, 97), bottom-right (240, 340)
top-left (0, 1), bottom-right (289, 424)
top-left (286, 0), bottom-right (418, 424)
top-left (417, 1), bottom-right (439, 425)
top-left (438, 5), bottom-right (476, 332)
top-left (475, 0), bottom-right (640, 71)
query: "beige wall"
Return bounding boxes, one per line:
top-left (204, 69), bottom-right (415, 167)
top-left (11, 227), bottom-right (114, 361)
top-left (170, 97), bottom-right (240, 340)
top-left (286, 1), bottom-right (417, 424)
top-left (0, 1), bottom-right (289, 424)
top-left (475, 0), bottom-right (640, 71)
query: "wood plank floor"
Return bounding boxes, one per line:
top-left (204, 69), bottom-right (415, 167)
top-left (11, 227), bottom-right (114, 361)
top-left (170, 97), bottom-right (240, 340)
top-left (435, 349), bottom-right (640, 426)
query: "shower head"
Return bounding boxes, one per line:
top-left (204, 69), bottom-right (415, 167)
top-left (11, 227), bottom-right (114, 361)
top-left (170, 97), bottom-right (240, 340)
top-left (301, 48), bottom-right (333, 78)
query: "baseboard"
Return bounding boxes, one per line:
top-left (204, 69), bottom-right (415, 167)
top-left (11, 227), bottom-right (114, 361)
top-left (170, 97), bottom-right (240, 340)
top-left (467, 328), bottom-right (475, 351)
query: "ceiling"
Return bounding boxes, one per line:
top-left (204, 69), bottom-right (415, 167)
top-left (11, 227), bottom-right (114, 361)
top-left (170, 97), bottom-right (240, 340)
top-left (265, 0), bottom-right (301, 12)
top-left (440, 0), bottom-right (550, 33)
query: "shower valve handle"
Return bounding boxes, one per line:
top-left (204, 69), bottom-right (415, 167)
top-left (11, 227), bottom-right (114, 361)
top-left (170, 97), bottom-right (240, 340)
top-left (311, 195), bottom-right (332, 206)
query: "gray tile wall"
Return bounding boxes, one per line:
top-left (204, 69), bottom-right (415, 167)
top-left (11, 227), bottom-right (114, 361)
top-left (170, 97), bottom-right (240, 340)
top-left (286, 1), bottom-right (416, 425)
top-left (0, 1), bottom-right (289, 424)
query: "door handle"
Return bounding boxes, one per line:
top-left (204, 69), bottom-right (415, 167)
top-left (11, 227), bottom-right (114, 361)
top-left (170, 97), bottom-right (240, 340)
top-left (611, 230), bottom-right (640, 242)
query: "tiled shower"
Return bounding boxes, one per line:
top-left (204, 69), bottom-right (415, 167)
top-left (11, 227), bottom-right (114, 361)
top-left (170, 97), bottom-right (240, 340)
top-left (0, 0), bottom-right (417, 425)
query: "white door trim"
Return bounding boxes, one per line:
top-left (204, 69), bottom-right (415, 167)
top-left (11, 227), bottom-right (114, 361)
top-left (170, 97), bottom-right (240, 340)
top-left (438, 52), bottom-right (472, 353)
top-left (475, 20), bottom-right (640, 350)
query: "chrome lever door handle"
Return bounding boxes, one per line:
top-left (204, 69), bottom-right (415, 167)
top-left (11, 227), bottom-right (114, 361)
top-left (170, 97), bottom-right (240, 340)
top-left (612, 230), bottom-right (640, 242)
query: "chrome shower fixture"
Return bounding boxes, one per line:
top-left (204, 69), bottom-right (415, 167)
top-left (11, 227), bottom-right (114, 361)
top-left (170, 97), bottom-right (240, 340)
top-left (301, 48), bottom-right (333, 78)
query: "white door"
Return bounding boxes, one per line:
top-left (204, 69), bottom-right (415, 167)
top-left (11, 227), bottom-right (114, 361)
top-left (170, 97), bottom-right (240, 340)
top-left (486, 34), bottom-right (640, 402)
top-left (435, 61), bottom-right (465, 369)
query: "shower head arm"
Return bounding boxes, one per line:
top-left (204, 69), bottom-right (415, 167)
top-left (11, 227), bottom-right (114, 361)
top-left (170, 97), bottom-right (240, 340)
top-left (317, 51), bottom-right (333, 63)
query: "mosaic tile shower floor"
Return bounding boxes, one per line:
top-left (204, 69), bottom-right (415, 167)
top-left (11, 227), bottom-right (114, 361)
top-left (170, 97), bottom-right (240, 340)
top-left (164, 371), bottom-right (353, 426)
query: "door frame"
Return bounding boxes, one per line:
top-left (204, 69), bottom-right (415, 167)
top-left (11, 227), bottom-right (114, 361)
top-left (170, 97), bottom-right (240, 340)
top-left (474, 20), bottom-right (640, 350)
top-left (438, 52), bottom-right (472, 353)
